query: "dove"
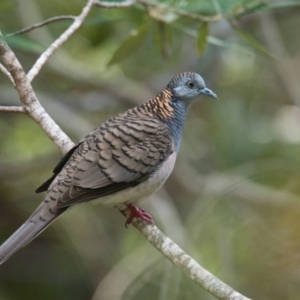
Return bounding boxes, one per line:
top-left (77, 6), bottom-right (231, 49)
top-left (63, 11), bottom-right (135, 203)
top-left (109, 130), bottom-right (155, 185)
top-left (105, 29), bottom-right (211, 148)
top-left (0, 71), bottom-right (217, 264)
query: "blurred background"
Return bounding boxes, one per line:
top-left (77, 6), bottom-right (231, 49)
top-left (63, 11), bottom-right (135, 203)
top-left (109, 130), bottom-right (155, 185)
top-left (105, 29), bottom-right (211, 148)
top-left (1, 0), bottom-right (300, 299)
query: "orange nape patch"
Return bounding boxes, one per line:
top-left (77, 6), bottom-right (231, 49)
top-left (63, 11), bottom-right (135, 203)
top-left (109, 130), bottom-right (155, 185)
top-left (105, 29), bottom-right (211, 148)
top-left (145, 89), bottom-right (174, 120)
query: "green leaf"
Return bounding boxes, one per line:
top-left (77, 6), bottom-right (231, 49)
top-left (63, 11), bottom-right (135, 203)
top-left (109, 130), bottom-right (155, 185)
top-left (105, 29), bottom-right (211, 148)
top-left (197, 22), bottom-right (208, 56)
top-left (107, 23), bottom-right (149, 66)
top-left (232, 24), bottom-right (277, 60)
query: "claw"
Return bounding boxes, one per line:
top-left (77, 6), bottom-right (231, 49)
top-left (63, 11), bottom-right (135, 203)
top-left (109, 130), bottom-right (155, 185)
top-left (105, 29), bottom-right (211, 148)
top-left (125, 203), bottom-right (154, 227)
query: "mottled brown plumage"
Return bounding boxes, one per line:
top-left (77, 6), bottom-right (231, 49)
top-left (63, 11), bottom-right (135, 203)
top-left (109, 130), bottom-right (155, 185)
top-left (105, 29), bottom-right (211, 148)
top-left (0, 72), bottom-right (217, 264)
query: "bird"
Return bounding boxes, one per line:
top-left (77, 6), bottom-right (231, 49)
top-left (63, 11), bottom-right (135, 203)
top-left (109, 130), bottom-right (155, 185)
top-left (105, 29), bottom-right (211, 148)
top-left (0, 72), bottom-right (217, 264)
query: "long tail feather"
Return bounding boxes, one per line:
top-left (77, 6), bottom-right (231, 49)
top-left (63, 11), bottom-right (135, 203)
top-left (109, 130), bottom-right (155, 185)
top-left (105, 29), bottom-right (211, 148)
top-left (0, 204), bottom-right (64, 264)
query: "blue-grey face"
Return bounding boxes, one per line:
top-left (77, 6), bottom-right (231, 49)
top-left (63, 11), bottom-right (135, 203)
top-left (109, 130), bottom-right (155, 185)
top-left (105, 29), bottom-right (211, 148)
top-left (171, 72), bottom-right (218, 103)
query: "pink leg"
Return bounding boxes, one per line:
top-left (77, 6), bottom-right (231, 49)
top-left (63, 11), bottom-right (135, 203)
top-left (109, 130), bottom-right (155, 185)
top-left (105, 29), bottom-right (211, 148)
top-left (125, 203), bottom-right (154, 227)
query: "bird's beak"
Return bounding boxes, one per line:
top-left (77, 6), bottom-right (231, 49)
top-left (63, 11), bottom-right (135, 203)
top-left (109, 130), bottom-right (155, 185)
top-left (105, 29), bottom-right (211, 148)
top-left (200, 87), bottom-right (218, 99)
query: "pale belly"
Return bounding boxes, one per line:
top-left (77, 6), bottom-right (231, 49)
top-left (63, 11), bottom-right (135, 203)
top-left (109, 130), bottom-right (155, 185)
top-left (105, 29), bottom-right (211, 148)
top-left (95, 151), bottom-right (177, 207)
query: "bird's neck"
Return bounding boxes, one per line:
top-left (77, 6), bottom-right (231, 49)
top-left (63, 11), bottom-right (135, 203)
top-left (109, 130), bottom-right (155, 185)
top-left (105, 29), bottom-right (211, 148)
top-left (142, 90), bottom-right (189, 151)
top-left (165, 97), bottom-right (189, 151)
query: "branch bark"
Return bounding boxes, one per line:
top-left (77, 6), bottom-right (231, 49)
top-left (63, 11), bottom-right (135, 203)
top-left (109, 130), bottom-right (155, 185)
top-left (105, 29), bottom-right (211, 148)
top-left (94, 0), bottom-right (136, 8)
top-left (0, 105), bottom-right (24, 113)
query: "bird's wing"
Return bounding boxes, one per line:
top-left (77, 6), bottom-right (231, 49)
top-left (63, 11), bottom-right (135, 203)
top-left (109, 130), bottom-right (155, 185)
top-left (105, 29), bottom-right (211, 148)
top-left (41, 116), bottom-right (174, 208)
top-left (35, 144), bottom-right (80, 193)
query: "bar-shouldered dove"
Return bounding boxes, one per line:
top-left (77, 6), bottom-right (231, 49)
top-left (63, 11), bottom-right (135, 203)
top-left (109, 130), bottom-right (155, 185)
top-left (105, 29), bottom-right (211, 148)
top-left (0, 72), bottom-right (217, 264)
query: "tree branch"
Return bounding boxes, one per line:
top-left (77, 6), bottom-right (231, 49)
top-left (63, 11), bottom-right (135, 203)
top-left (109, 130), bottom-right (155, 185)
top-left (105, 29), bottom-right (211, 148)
top-left (137, 0), bottom-right (222, 22)
top-left (122, 211), bottom-right (251, 300)
top-left (94, 0), bottom-right (136, 8)
top-left (27, 0), bottom-right (94, 82)
top-left (0, 37), bottom-right (74, 153)
top-left (6, 16), bottom-right (76, 37)
top-left (0, 105), bottom-right (24, 113)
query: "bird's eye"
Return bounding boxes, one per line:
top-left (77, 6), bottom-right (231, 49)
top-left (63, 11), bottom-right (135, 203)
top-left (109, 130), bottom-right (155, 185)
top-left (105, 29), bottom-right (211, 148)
top-left (187, 81), bottom-right (195, 89)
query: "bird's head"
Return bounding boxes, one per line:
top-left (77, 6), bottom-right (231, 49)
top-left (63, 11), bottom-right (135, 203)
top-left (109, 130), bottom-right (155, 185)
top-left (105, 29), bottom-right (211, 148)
top-left (167, 72), bottom-right (218, 104)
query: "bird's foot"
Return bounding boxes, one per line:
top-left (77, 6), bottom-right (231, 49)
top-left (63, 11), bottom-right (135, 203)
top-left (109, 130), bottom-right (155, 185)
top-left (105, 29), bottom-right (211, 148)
top-left (125, 203), bottom-right (154, 227)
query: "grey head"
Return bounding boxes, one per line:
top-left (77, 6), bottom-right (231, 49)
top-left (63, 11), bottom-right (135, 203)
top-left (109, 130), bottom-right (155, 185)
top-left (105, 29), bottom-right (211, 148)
top-left (157, 72), bottom-right (217, 151)
top-left (167, 72), bottom-right (218, 105)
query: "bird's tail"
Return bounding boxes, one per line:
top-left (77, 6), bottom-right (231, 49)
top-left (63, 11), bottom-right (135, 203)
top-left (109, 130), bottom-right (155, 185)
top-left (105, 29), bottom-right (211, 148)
top-left (0, 203), bottom-right (64, 264)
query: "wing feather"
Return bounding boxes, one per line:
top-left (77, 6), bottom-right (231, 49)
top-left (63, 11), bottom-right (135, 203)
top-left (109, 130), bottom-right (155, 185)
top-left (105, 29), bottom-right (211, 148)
top-left (41, 115), bottom-right (174, 208)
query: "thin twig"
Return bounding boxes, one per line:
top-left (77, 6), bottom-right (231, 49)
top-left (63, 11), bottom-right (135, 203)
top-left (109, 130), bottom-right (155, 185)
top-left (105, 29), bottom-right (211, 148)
top-left (0, 62), bottom-right (15, 85)
top-left (0, 106), bottom-right (24, 113)
top-left (121, 209), bottom-right (251, 300)
top-left (138, 0), bottom-right (222, 22)
top-left (27, 0), bottom-right (95, 82)
top-left (171, 6), bottom-right (222, 22)
top-left (94, 0), bottom-right (136, 8)
top-left (6, 16), bottom-right (76, 37)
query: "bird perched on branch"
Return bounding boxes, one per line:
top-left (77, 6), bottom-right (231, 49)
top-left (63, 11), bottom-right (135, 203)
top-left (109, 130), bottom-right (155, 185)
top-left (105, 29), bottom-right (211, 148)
top-left (0, 72), bottom-right (217, 264)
